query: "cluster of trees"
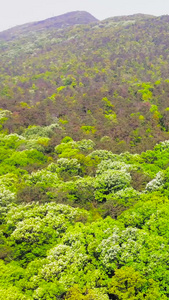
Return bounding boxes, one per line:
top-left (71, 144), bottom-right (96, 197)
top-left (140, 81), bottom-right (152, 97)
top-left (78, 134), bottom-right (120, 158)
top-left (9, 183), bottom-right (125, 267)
top-left (1, 15), bottom-right (169, 152)
top-left (0, 115), bottom-right (169, 298)
top-left (2, 13), bottom-right (169, 299)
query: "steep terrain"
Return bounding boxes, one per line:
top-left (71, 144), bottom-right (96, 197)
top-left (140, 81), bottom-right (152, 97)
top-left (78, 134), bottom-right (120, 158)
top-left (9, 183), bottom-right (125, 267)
top-left (0, 11), bottom-right (98, 40)
top-left (1, 13), bottom-right (169, 152)
top-left (1, 11), bottom-right (169, 300)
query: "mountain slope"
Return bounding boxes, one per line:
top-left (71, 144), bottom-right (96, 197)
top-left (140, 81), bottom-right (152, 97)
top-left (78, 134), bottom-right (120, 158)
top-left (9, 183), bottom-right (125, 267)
top-left (0, 11), bottom-right (98, 40)
top-left (1, 14), bottom-right (169, 298)
top-left (1, 13), bottom-right (169, 152)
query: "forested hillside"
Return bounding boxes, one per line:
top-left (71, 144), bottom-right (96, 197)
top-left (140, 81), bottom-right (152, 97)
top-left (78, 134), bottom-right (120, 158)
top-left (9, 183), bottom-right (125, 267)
top-left (1, 11), bottom-right (169, 299)
top-left (1, 13), bottom-right (169, 152)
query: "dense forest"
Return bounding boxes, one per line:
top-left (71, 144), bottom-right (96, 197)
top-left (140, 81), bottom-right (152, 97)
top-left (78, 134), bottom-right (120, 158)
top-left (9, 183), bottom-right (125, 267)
top-left (1, 11), bottom-right (169, 299)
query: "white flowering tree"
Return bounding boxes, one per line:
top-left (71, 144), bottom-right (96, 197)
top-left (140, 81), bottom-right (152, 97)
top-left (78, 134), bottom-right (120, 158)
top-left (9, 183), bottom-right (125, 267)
top-left (23, 123), bottom-right (60, 139)
top-left (56, 158), bottom-right (81, 177)
top-left (0, 109), bottom-right (12, 131)
top-left (6, 203), bottom-right (88, 263)
top-left (95, 170), bottom-right (131, 201)
top-left (96, 160), bottom-right (130, 175)
top-left (145, 171), bottom-right (164, 192)
top-left (96, 226), bottom-right (169, 287)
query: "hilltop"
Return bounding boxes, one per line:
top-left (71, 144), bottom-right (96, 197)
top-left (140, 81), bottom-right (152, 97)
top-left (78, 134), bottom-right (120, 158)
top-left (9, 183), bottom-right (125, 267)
top-left (0, 11), bottom-right (98, 40)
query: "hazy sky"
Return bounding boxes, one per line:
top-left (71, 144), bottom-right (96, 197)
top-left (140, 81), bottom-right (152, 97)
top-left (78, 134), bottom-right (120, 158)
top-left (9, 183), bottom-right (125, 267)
top-left (1, 0), bottom-right (169, 32)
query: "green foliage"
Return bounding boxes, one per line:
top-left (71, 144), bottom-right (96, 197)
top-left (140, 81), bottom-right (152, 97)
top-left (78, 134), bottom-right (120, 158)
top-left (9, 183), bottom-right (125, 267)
top-left (65, 285), bottom-right (109, 300)
top-left (3, 14), bottom-right (169, 297)
top-left (80, 126), bottom-right (96, 134)
top-left (55, 140), bottom-right (79, 158)
top-left (0, 133), bottom-right (25, 149)
top-left (109, 267), bottom-right (166, 299)
top-left (0, 287), bottom-right (29, 300)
